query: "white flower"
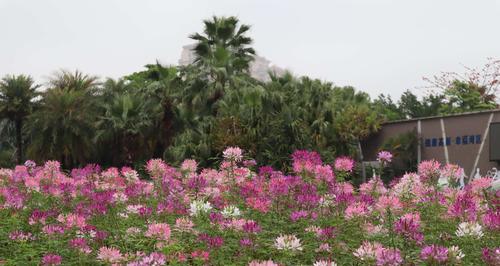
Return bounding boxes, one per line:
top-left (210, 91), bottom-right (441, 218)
top-left (313, 260), bottom-right (337, 266)
top-left (274, 234), bottom-right (303, 251)
top-left (189, 200), bottom-right (213, 217)
top-left (319, 195), bottom-right (334, 207)
top-left (112, 192), bottom-right (128, 203)
top-left (118, 212), bottom-right (129, 218)
top-left (353, 241), bottom-right (382, 261)
top-left (456, 222), bottom-right (483, 238)
top-left (448, 246), bottom-right (465, 261)
top-left (122, 169), bottom-right (139, 182)
top-left (223, 147), bottom-right (243, 162)
top-left (221, 205), bottom-right (241, 218)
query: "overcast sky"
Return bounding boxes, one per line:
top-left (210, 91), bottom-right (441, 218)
top-left (1, 0), bottom-right (499, 98)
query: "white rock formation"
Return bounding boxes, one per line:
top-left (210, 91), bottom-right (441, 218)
top-left (178, 44), bottom-right (285, 82)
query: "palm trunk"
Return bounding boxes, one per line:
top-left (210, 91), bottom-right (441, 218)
top-left (15, 119), bottom-right (23, 164)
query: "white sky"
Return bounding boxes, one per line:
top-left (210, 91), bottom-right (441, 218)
top-left (1, 0), bottom-right (499, 99)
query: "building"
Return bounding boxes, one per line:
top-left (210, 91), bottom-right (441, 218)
top-left (362, 109), bottom-right (500, 179)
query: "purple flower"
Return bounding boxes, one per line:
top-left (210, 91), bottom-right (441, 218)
top-left (243, 220), bottom-right (262, 234)
top-left (240, 238), bottom-right (253, 247)
top-left (290, 210), bottom-right (309, 222)
top-left (377, 150), bottom-right (393, 163)
top-left (420, 245), bottom-right (449, 263)
top-left (199, 234), bottom-right (224, 248)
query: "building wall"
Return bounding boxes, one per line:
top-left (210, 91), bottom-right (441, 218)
top-left (362, 110), bottom-right (500, 177)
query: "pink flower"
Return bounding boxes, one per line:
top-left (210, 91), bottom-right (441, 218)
top-left (360, 176), bottom-right (387, 195)
top-left (191, 250), bottom-right (209, 261)
top-left (42, 224), bottom-right (65, 236)
top-left (97, 246), bottom-right (123, 263)
top-left (69, 238), bottom-right (91, 254)
top-left (145, 159), bottom-right (168, 179)
top-left (57, 213), bottom-right (86, 229)
top-left (41, 253), bottom-right (62, 265)
top-left (127, 252), bottom-right (166, 266)
top-left (145, 223), bottom-right (171, 241)
top-left (9, 230), bottom-right (34, 241)
top-left (440, 164), bottom-right (465, 186)
top-left (345, 202), bottom-right (369, 219)
top-left (174, 217), bottom-right (194, 232)
top-left (334, 157), bottom-right (354, 172)
top-left (469, 177), bottom-right (493, 194)
top-left (314, 165), bottom-right (335, 183)
top-left (377, 151), bottom-right (393, 163)
top-left (418, 160), bottom-right (441, 184)
top-left (375, 195), bottom-right (403, 214)
top-left (181, 159), bottom-right (198, 173)
top-left (246, 197), bottom-right (271, 213)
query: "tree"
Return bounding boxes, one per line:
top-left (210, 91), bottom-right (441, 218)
top-left (95, 91), bottom-right (161, 166)
top-left (0, 75), bottom-right (40, 163)
top-left (190, 16), bottom-right (255, 90)
top-left (48, 70), bottom-right (99, 92)
top-left (373, 94), bottom-right (404, 121)
top-left (440, 80), bottom-right (498, 114)
top-left (27, 71), bottom-right (98, 168)
top-left (423, 58), bottom-right (499, 113)
top-left (27, 88), bottom-right (96, 168)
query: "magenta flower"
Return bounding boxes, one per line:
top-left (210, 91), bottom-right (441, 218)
top-left (243, 220), bottom-right (262, 234)
top-left (482, 247), bottom-right (500, 265)
top-left (394, 212), bottom-right (424, 244)
top-left (41, 253), bottom-right (62, 265)
top-left (239, 237), bottom-right (253, 247)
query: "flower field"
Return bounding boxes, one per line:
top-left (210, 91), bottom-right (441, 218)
top-left (0, 148), bottom-right (499, 265)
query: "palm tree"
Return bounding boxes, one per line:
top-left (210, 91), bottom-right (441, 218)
top-left (48, 70), bottom-right (99, 91)
top-left (26, 71), bottom-right (98, 168)
top-left (0, 75), bottom-right (40, 164)
top-left (190, 16), bottom-right (256, 90)
top-left (95, 91), bottom-right (161, 166)
top-left (26, 88), bottom-right (96, 168)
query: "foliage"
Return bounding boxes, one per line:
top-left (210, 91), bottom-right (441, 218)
top-left (0, 16), bottom-right (497, 172)
top-left (0, 75), bottom-right (40, 164)
top-left (381, 130), bottom-right (419, 180)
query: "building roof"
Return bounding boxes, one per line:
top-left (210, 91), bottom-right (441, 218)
top-left (383, 109), bottom-right (500, 125)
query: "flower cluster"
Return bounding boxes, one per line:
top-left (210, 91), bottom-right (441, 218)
top-left (0, 149), bottom-right (497, 265)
